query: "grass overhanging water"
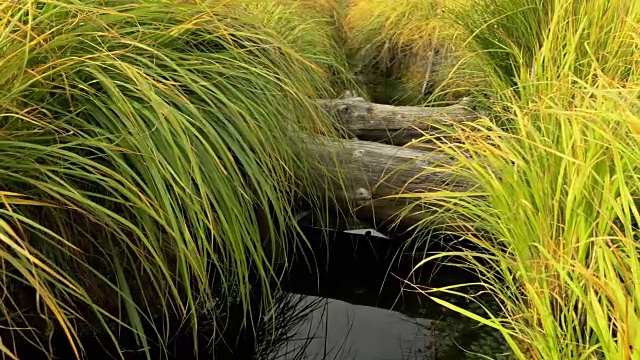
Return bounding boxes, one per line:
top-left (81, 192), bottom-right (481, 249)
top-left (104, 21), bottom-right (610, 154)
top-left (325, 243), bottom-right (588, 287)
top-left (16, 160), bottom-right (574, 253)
top-left (407, 0), bottom-right (640, 358)
top-left (1, 0), bottom-right (639, 359)
top-left (0, 0), bottom-right (349, 358)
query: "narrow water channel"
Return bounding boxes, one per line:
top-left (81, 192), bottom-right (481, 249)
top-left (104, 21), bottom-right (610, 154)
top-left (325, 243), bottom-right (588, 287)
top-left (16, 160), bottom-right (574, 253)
top-left (13, 227), bottom-right (510, 360)
top-left (262, 293), bottom-right (447, 359)
top-left (269, 227), bottom-right (506, 360)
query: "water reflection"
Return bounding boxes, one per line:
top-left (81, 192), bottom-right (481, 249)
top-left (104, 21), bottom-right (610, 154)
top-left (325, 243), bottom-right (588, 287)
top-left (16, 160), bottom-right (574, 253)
top-left (257, 227), bottom-right (507, 360)
top-left (260, 292), bottom-right (450, 360)
top-left (12, 227), bottom-right (507, 360)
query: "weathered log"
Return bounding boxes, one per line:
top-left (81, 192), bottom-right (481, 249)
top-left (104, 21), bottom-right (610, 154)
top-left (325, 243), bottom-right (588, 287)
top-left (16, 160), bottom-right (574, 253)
top-left (304, 137), bottom-right (478, 230)
top-left (317, 97), bottom-right (480, 145)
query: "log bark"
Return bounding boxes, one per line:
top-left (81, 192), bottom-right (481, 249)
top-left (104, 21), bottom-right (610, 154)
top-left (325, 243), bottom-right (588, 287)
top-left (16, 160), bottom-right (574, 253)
top-left (317, 97), bottom-right (480, 146)
top-left (304, 137), bottom-right (478, 230)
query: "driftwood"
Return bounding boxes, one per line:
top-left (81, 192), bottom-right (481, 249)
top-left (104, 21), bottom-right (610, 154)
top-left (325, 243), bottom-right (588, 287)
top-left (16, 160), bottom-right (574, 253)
top-left (317, 97), bottom-right (480, 146)
top-left (304, 137), bottom-right (477, 230)
top-left (303, 96), bottom-right (484, 229)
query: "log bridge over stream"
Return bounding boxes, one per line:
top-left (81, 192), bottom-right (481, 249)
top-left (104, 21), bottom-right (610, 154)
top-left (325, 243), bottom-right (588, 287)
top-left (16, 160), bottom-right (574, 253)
top-left (304, 94), bottom-right (483, 231)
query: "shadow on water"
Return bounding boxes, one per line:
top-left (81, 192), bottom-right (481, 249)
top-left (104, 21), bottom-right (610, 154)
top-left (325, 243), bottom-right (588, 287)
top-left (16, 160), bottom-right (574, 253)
top-left (270, 227), bottom-right (510, 360)
top-left (261, 293), bottom-right (449, 360)
top-left (7, 227), bottom-right (510, 360)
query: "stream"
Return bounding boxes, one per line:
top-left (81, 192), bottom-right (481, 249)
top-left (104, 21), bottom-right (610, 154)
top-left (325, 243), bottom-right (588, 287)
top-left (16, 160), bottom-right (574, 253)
top-left (263, 227), bottom-right (509, 360)
top-left (16, 226), bottom-right (511, 360)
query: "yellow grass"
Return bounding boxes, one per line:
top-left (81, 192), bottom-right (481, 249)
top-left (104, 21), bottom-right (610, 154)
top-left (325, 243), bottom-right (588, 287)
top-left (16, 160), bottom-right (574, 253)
top-left (343, 0), bottom-right (481, 104)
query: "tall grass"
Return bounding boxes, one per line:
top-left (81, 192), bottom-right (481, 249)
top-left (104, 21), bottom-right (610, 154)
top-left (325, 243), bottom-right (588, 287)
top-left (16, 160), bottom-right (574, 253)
top-left (217, 0), bottom-right (357, 97)
top-left (0, 0), bottom-right (345, 358)
top-left (343, 0), bottom-right (482, 104)
top-left (409, 0), bottom-right (640, 358)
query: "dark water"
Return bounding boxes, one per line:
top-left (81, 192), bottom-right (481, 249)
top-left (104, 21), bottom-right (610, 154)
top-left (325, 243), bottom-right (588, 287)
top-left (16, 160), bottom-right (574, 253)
top-left (269, 227), bottom-right (499, 360)
top-left (261, 294), bottom-right (447, 360)
top-left (9, 227), bottom-right (510, 360)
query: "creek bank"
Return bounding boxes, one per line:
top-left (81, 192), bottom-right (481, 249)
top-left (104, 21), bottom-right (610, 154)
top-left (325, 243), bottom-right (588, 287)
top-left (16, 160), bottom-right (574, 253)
top-left (7, 99), bottom-right (494, 359)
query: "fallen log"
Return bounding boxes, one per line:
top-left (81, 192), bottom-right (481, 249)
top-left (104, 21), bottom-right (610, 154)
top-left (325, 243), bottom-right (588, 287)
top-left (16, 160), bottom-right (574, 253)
top-left (317, 97), bottom-right (480, 146)
top-left (304, 137), bottom-right (478, 230)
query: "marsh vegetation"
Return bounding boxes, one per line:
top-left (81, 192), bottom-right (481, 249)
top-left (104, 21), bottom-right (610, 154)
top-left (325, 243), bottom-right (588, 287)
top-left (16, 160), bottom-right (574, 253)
top-left (0, 0), bottom-right (638, 359)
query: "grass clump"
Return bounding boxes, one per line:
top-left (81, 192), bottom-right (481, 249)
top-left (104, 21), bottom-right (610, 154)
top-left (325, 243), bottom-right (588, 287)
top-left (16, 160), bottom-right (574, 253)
top-left (217, 0), bottom-right (358, 97)
top-left (343, 0), bottom-right (482, 105)
top-left (408, 0), bottom-right (640, 358)
top-left (0, 0), bottom-right (344, 358)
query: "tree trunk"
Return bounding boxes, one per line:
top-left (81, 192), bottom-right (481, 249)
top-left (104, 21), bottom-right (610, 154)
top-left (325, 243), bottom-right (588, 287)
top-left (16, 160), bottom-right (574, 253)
top-left (304, 137), bottom-right (478, 230)
top-left (317, 97), bottom-right (479, 146)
